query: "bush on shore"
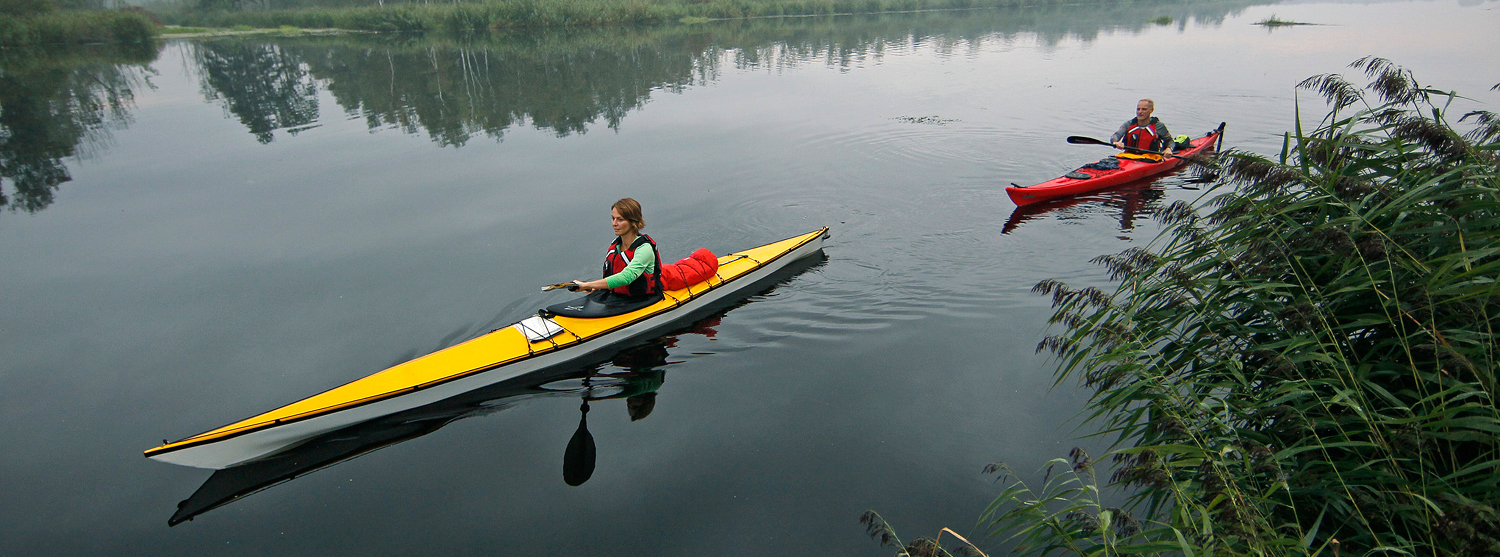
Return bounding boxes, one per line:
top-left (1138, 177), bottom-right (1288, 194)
top-left (0, 9), bottom-right (158, 46)
top-left (866, 58), bottom-right (1500, 557)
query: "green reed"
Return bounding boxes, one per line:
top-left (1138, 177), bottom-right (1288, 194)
top-left (866, 58), bottom-right (1500, 556)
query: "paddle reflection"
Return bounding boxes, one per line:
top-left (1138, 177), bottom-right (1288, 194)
top-left (166, 323), bottom-right (713, 526)
top-left (561, 340), bottom-right (674, 486)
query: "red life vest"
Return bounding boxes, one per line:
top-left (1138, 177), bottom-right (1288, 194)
top-left (1124, 118), bottom-right (1163, 151)
top-left (602, 234), bottom-right (663, 297)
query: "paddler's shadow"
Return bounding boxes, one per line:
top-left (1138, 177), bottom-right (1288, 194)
top-left (562, 342), bottom-right (669, 486)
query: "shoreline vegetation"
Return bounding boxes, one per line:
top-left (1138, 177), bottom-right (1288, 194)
top-left (867, 58), bottom-right (1500, 557)
top-left (159, 0), bottom-right (1198, 34)
top-left (156, 23), bottom-right (350, 37)
top-left (0, 9), bottom-right (157, 46)
top-left (3, 0), bottom-right (1251, 46)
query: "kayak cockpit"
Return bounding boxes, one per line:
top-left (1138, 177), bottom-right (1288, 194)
top-left (543, 290), bottom-right (665, 319)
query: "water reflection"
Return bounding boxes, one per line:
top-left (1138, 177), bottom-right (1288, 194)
top-left (192, 42), bottom-right (321, 143)
top-left (1001, 176), bottom-right (1173, 235)
top-left (0, 43), bottom-right (157, 213)
top-left (563, 338), bottom-right (679, 486)
top-left (185, 0), bottom-right (1276, 146)
top-left (2, 0), bottom-right (1276, 214)
top-left (168, 324), bottom-right (706, 526)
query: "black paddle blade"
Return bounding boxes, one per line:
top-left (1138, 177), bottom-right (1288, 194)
top-left (1067, 135), bottom-right (1112, 146)
top-left (563, 408), bottom-right (596, 486)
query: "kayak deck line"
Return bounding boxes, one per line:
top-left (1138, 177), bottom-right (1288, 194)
top-left (144, 228), bottom-right (828, 467)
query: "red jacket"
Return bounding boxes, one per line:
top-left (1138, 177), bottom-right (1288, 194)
top-left (603, 234), bottom-right (663, 297)
top-left (1111, 117), bottom-right (1171, 151)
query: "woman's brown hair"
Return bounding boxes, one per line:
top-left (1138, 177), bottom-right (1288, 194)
top-left (612, 198), bottom-right (645, 232)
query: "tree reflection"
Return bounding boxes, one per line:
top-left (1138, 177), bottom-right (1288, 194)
top-left (193, 0), bottom-right (1272, 146)
top-left (294, 33), bottom-right (704, 146)
top-left (191, 41), bottom-right (320, 143)
top-left (0, 44), bottom-right (157, 213)
top-left (1, 0), bottom-right (1275, 214)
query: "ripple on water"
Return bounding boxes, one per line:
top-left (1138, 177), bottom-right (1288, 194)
top-left (797, 120), bottom-right (1030, 167)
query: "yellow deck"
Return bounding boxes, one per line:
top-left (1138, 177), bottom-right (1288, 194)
top-left (145, 228), bottom-right (826, 457)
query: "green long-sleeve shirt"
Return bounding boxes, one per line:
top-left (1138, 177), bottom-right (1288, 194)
top-left (604, 243), bottom-right (656, 289)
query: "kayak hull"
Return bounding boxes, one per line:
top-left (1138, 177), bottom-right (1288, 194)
top-left (1007, 123), bottom-right (1225, 206)
top-left (146, 228), bottom-right (829, 469)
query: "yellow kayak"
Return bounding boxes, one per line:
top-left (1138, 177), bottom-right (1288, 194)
top-left (145, 227), bottom-right (829, 469)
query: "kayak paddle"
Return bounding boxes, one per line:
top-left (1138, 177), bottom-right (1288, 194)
top-left (1066, 135), bottom-right (1184, 159)
top-left (1069, 135), bottom-right (1216, 186)
top-left (542, 282), bottom-right (581, 292)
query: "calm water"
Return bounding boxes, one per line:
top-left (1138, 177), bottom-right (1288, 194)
top-left (3, 1), bottom-right (1498, 554)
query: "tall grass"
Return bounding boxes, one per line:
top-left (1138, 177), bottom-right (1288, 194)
top-left (867, 58), bottom-right (1500, 556)
top-left (0, 10), bottom-right (158, 46)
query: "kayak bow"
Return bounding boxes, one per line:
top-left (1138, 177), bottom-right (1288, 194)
top-left (145, 227), bottom-right (829, 469)
top-left (1007, 123), bottom-right (1225, 205)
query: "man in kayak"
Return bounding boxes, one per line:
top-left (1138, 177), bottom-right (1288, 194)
top-left (1111, 99), bottom-right (1173, 156)
top-left (571, 198), bottom-right (663, 298)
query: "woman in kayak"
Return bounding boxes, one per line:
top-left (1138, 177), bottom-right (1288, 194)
top-left (571, 198), bottom-right (664, 298)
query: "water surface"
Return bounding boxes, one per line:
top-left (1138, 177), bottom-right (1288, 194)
top-left (2, 0), bottom-right (1498, 554)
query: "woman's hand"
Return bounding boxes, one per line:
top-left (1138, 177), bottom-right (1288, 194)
top-left (573, 279), bottom-right (607, 292)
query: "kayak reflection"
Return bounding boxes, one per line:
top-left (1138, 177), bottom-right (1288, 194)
top-left (1001, 175), bottom-right (1172, 235)
top-left (168, 328), bottom-right (698, 526)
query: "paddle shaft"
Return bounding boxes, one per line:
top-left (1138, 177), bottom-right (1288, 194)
top-left (1066, 135), bottom-right (1185, 160)
top-left (1067, 134), bottom-right (1213, 188)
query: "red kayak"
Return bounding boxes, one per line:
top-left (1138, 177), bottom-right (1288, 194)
top-left (1007, 123), bottom-right (1225, 206)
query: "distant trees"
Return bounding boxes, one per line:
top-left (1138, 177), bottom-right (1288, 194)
top-left (0, 0), bottom-right (56, 16)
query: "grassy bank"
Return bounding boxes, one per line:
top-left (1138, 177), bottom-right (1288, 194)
top-left (0, 10), bottom-right (157, 46)
top-left (866, 58), bottom-right (1500, 556)
top-left (162, 0), bottom-right (1127, 33)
